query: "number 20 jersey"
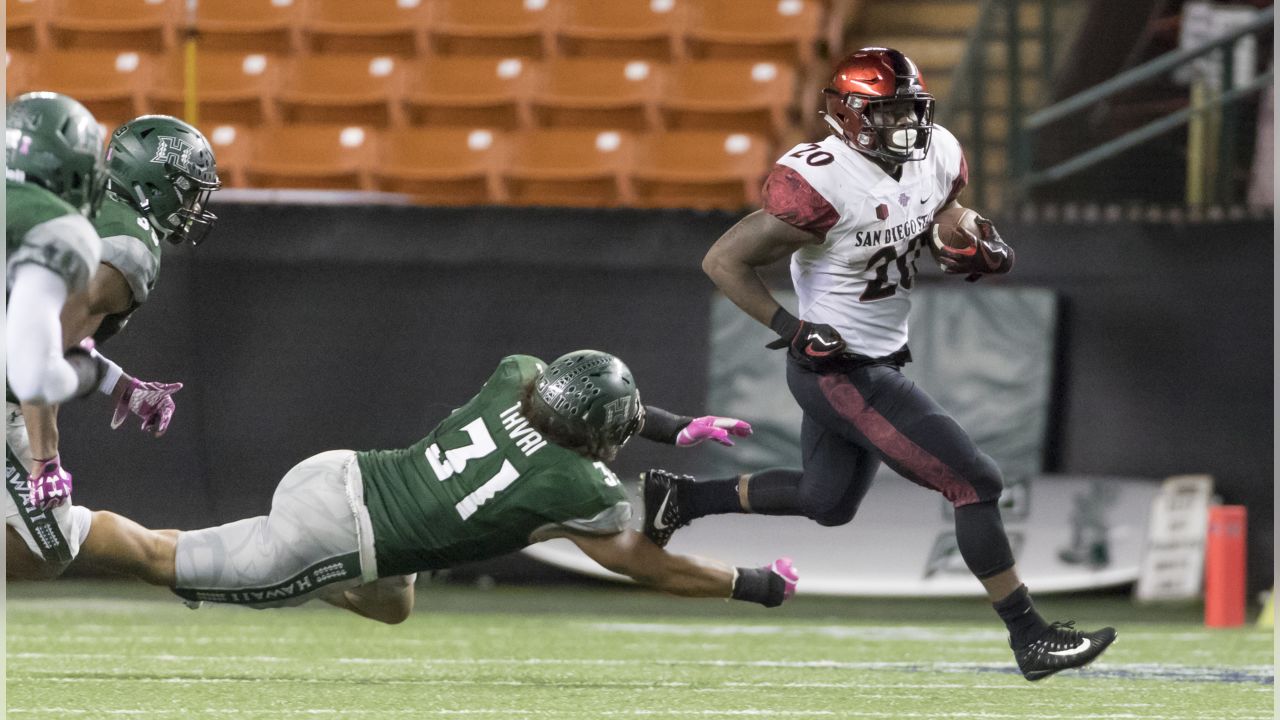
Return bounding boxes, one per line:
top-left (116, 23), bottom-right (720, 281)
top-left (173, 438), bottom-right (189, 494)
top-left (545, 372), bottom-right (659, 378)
top-left (357, 355), bottom-right (632, 577)
top-left (764, 124), bottom-right (968, 358)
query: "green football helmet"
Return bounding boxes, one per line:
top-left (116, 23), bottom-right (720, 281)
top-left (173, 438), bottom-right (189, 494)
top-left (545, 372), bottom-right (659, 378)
top-left (530, 350), bottom-right (644, 460)
top-left (5, 92), bottom-right (106, 216)
top-left (105, 115), bottom-right (221, 245)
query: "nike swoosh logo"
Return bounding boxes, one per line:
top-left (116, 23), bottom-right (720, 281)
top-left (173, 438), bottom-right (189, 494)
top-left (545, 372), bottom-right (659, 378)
top-left (1048, 638), bottom-right (1092, 657)
top-left (804, 335), bottom-right (841, 357)
top-left (919, 195), bottom-right (932, 204)
top-left (805, 334), bottom-right (840, 349)
top-left (652, 489), bottom-right (674, 530)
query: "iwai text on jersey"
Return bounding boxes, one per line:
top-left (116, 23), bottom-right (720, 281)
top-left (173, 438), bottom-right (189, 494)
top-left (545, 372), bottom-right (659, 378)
top-left (854, 214), bottom-right (933, 247)
top-left (499, 403), bottom-right (549, 457)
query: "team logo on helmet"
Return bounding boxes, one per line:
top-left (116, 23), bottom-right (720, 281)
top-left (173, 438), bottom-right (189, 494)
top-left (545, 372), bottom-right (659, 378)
top-left (602, 396), bottom-right (635, 429)
top-left (150, 136), bottom-right (194, 171)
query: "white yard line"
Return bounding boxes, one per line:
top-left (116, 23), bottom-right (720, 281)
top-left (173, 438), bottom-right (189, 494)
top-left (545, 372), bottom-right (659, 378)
top-left (581, 622), bottom-right (1273, 644)
top-left (6, 709), bottom-right (1272, 720)
top-left (8, 651), bottom-right (1274, 684)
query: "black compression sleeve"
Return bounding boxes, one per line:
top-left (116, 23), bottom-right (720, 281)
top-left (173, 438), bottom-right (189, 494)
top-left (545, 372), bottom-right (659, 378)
top-left (639, 405), bottom-right (693, 445)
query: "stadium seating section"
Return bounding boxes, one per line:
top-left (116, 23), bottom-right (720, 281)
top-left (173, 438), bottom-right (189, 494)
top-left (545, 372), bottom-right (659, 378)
top-left (6, 0), bottom-right (843, 208)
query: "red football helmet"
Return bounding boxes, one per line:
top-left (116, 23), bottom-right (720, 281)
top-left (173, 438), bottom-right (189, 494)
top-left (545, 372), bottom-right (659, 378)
top-left (821, 47), bottom-right (935, 164)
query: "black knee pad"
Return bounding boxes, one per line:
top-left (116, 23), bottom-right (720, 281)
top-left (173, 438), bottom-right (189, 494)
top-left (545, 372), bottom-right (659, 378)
top-left (798, 486), bottom-right (860, 527)
top-left (961, 452), bottom-right (1004, 507)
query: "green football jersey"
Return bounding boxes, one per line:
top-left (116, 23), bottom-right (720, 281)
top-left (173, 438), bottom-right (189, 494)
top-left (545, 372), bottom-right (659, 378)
top-left (90, 193), bottom-right (163, 342)
top-left (6, 180), bottom-right (100, 296)
top-left (358, 355), bottom-right (633, 577)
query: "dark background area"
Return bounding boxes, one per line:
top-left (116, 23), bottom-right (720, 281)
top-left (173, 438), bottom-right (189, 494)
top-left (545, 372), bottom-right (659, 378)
top-left (57, 203), bottom-right (1274, 593)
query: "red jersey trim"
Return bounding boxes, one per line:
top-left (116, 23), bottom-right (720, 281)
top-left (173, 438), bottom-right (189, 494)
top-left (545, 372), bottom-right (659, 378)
top-left (762, 164), bottom-right (839, 240)
top-left (945, 152), bottom-right (969, 205)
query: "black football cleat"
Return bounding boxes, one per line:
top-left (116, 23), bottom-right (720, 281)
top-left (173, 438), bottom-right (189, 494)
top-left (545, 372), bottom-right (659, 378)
top-left (1013, 621), bottom-right (1117, 681)
top-left (642, 469), bottom-right (693, 548)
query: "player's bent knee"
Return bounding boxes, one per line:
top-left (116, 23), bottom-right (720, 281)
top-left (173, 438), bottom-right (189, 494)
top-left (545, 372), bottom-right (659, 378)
top-left (798, 489), bottom-right (859, 527)
top-left (963, 453), bottom-right (1004, 506)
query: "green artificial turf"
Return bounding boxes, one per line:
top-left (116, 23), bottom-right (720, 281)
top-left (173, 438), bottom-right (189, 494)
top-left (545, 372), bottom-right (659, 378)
top-left (6, 580), bottom-right (1273, 719)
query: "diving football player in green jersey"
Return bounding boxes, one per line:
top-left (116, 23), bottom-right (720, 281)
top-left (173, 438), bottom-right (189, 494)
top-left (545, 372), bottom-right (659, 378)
top-left (105, 351), bottom-right (798, 623)
top-left (6, 112), bottom-right (221, 580)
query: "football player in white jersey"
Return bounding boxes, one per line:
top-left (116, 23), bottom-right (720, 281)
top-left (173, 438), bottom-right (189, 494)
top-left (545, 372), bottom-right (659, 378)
top-left (642, 48), bottom-right (1116, 682)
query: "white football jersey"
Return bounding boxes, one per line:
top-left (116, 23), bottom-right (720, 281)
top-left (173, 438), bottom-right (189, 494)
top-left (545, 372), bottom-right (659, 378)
top-left (763, 125), bottom-right (968, 358)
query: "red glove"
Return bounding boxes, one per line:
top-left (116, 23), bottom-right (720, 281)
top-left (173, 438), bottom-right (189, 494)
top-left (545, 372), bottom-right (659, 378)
top-left (932, 216), bottom-right (1015, 282)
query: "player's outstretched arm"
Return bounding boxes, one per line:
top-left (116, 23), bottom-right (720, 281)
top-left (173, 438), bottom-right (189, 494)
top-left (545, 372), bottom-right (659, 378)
top-left (639, 406), bottom-right (752, 447)
top-left (565, 529), bottom-right (797, 607)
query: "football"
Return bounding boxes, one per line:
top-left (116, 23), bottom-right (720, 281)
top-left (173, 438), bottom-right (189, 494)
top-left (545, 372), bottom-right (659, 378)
top-left (930, 206), bottom-right (982, 252)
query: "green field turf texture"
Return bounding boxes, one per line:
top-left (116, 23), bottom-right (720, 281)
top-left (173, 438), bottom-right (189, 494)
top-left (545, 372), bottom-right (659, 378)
top-left (7, 580), bottom-right (1273, 719)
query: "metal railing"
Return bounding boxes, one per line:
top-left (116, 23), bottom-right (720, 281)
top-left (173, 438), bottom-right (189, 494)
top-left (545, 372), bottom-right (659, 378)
top-left (945, 0), bottom-right (1001, 209)
top-left (946, 0), bottom-right (1061, 210)
top-left (1014, 5), bottom-right (1274, 205)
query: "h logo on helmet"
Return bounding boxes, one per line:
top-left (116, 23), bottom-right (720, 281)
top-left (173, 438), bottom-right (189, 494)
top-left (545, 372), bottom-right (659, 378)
top-left (150, 136), bottom-right (193, 171)
top-left (602, 396), bottom-right (634, 428)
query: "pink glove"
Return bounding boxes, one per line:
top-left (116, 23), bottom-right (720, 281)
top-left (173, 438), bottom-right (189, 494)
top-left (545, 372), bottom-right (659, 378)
top-left (112, 378), bottom-right (183, 437)
top-left (769, 557), bottom-right (799, 603)
top-left (676, 416), bottom-right (753, 447)
top-left (28, 456), bottom-right (72, 510)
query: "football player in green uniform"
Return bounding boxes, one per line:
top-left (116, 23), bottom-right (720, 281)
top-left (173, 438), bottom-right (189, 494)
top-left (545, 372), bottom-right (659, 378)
top-left (6, 91), bottom-right (119, 559)
top-left (103, 351), bottom-right (796, 622)
top-left (6, 112), bottom-right (221, 578)
top-left (6, 92), bottom-right (106, 408)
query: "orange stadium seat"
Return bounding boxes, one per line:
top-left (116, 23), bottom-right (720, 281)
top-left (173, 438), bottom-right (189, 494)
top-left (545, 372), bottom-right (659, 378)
top-left (7, 0), bottom-right (48, 52)
top-left (661, 60), bottom-right (795, 138)
top-left (277, 54), bottom-right (406, 127)
top-left (201, 123), bottom-right (252, 187)
top-left (553, 0), bottom-right (683, 61)
top-left (501, 128), bottom-right (634, 207)
top-left (149, 51), bottom-right (280, 125)
top-left (371, 127), bottom-right (506, 205)
top-left (403, 56), bottom-right (533, 130)
top-left (26, 50), bottom-right (152, 127)
top-left (630, 130), bottom-right (768, 209)
top-left (682, 0), bottom-right (821, 64)
top-left (531, 58), bottom-right (664, 131)
top-left (193, 0), bottom-right (302, 54)
top-left (244, 124), bottom-right (375, 190)
top-left (47, 0), bottom-right (180, 52)
top-left (300, 0), bottom-right (429, 56)
top-left (427, 0), bottom-right (553, 58)
top-left (7, 50), bottom-right (33, 99)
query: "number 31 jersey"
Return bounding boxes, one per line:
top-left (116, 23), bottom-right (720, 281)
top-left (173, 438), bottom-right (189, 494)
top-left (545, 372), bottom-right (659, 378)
top-left (357, 355), bottom-right (632, 577)
top-left (764, 125), bottom-right (968, 358)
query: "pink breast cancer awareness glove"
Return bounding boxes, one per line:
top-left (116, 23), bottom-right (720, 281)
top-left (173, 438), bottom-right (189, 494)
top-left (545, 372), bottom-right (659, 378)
top-left (770, 557), bottom-right (799, 603)
top-left (111, 379), bottom-right (183, 437)
top-left (676, 416), bottom-right (753, 447)
top-left (28, 456), bottom-right (72, 511)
